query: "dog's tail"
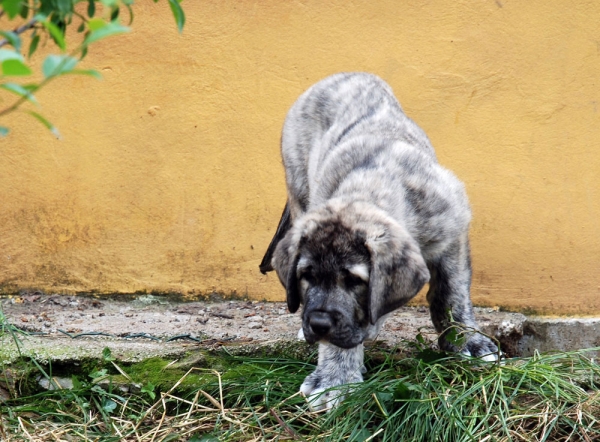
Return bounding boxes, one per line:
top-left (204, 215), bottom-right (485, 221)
top-left (259, 203), bottom-right (291, 274)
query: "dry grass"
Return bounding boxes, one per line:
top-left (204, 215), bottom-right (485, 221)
top-left (1, 335), bottom-right (600, 441)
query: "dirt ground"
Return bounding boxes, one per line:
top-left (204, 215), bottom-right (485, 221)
top-left (1, 293), bottom-right (523, 349)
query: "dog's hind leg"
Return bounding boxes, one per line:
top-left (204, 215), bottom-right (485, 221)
top-left (426, 233), bottom-right (499, 360)
top-left (259, 203), bottom-right (292, 274)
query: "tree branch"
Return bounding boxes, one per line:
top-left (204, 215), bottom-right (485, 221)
top-left (0, 18), bottom-right (38, 48)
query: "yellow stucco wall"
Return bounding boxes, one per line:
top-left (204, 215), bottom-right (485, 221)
top-left (1, 1), bottom-right (599, 314)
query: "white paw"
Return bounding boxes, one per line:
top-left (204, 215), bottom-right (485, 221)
top-left (300, 382), bottom-right (345, 411)
top-left (299, 369), bottom-right (363, 411)
top-left (297, 328), bottom-right (305, 341)
top-left (461, 347), bottom-right (502, 362)
top-left (480, 352), bottom-right (499, 362)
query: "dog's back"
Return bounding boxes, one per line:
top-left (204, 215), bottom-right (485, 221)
top-left (279, 73), bottom-right (470, 252)
top-left (283, 73), bottom-right (434, 158)
top-left (282, 73), bottom-right (438, 214)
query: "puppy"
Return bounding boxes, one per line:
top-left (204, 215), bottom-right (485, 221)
top-left (260, 72), bottom-right (498, 410)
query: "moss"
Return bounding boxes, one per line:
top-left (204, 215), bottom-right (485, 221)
top-left (163, 352), bottom-right (207, 371)
top-left (123, 357), bottom-right (172, 386)
top-left (1, 352), bottom-right (216, 398)
top-left (0, 360), bottom-right (38, 396)
top-left (121, 353), bottom-right (229, 392)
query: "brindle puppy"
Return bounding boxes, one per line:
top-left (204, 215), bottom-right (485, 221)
top-left (260, 73), bottom-right (498, 411)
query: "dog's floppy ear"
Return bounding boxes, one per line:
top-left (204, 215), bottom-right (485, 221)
top-left (285, 253), bottom-right (301, 313)
top-left (272, 227), bottom-right (303, 313)
top-left (366, 223), bottom-right (430, 324)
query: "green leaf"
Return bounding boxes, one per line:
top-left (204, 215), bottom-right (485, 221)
top-left (0, 49), bottom-right (23, 62)
top-left (2, 0), bottom-right (22, 19)
top-left (28, 35), bottom-right (40, 58)
top-left (42, 54), bottom-right (78, 78)
top-left (110, 6), bottom-right (119, 21)
top-left (71, 376), bottom-right (83, 390)
top-left (89, 368), bottom-right (108, 379)
top-left (87, 0), bottom-right (96, 17)
top-left (102, 398), bottom-right (117, 413)
top-left (0, 50), bottom-right (28, 76)
top-left (0, 82), bottom-right (38, 104)
top-left (102, 347), bottom-right (114, 361)
top-left (0, 31), bottom-right (21, 51)
top-left (393, 381), bottom-right (416, 401)
top-left (0, 126), bottom-right (9, 137)
top-left (27, 111), bottom-right (61, 138)
top-left (19, 1), bottom-right (28, 19)
top-left (446, 327), bottom-right (467, 348)
top-left (168, 0), bottom-right (185, 33)
top-left (84, 22), bottom-right (130, 45)
top-left (2, 59), bottom-right (32, 76)
top-left (55, 0), bottom-right (72, 14)
top-left (87, 18), bottom-right (106, 31)
top-left (415, 348), bottom-right (447, 364)
top-left (77, 22), bottom-right (85, 33)
top-left (141, 382), bottom-right (156, 400)
top-left (36, 16), bottom-right (67, 51)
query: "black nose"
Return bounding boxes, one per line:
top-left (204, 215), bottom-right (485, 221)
top-left (308, 311), bottom-right (333, 337)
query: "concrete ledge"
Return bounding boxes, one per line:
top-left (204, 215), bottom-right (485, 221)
top-left (1, 296), bottom-right (599, 366)
top-left (518, 317), bottom-right (600, 357)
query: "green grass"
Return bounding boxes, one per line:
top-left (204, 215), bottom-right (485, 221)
top-left (0, 306), bottom-right (599, 441)
top-left (1, 341), bottom-right (599, 441)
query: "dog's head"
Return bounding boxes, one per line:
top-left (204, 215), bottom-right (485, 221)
top-left (272, 201), bottom-right (430, 349)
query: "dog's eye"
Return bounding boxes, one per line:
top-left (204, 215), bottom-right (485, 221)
top-left (300, 267), bottom-right (316, 285)
top-left (344, 272), bottom-right (367, 289)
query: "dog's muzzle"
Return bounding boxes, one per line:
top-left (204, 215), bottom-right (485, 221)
top-left (306, 310), bottom-right (334, 342)
top-left (303, 309), bottom-right (364, 348)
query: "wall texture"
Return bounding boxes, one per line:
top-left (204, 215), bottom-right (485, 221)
top-left (1, 0), bottom-right (599, 314)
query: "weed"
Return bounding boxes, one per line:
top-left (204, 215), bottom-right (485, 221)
top-left (0, 310), bottom-right (599, 440)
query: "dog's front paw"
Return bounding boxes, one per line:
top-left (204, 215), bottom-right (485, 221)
top-left (440, 330), bottom-right (501, 362)
top-left (300, 367), bottom-right (363, 411)
top-left (462, 333), bottom-right (501, 361)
